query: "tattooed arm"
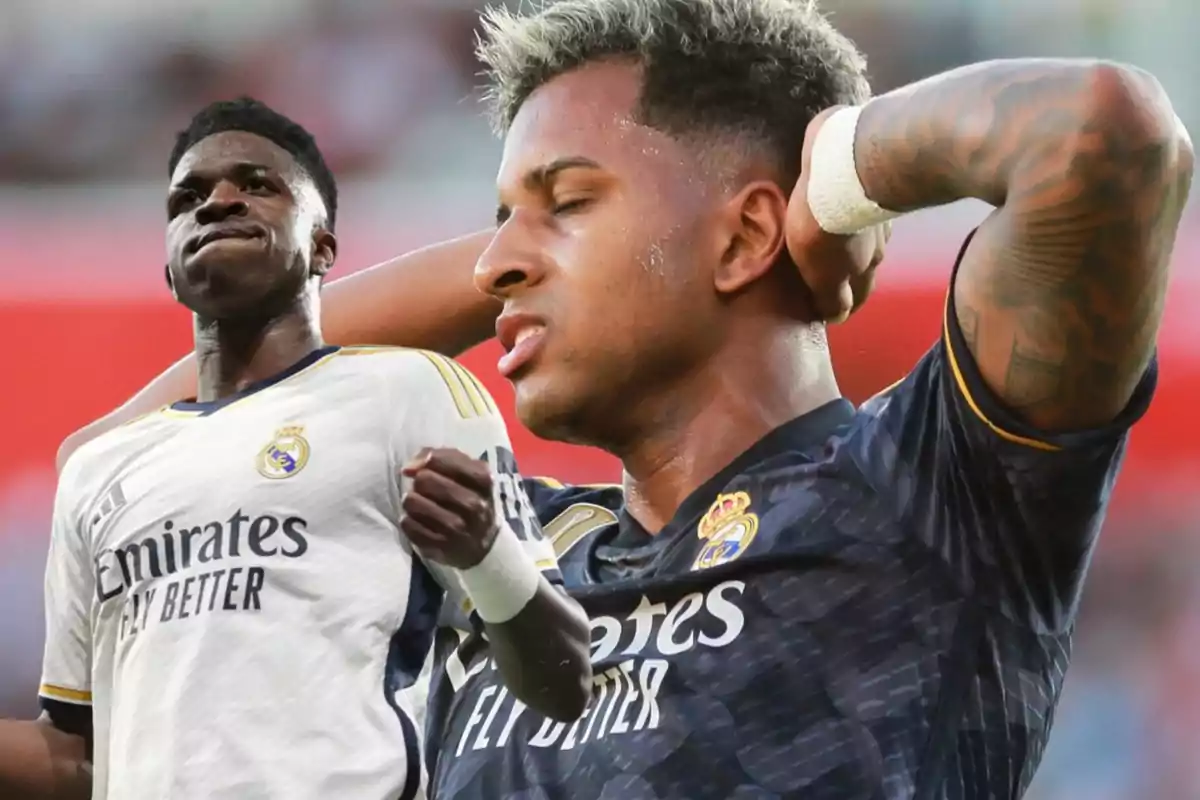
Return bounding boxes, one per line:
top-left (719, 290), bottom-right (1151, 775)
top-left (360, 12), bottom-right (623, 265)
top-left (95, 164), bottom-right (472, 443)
top-left (855, 59), bottom-right (1193, 431)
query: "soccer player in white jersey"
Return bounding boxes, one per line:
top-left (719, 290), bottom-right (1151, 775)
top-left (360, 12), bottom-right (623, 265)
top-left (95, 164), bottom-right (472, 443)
top-left (0, 97), bottom-right (591, 800)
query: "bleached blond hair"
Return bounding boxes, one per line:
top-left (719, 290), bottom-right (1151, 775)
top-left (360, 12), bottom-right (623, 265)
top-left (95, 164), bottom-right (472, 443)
top-left (477, 0), bottom-right (869, 176)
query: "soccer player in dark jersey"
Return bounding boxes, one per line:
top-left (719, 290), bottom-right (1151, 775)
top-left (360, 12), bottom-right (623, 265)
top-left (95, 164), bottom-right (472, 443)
top-left (50, 1), bottom-right (1192, 798)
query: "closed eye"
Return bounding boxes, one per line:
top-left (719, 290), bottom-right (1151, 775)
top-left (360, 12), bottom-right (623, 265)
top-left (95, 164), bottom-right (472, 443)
top-left (552, 198), bottom-right (592, 215)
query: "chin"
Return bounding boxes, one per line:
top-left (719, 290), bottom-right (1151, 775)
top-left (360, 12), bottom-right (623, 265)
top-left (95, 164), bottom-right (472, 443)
top-left (184, 296), bottom-right (264, 322)
top-left (184, 244), bottom-right (267, 281)
top-left (178, 269), bottom-right (296, 322)
top-left (514, 376), bottom-right (610, 448)
top-left (514, 380), bottom-right (580, 444)
top-left (179, 281), bottom-right (278, 321)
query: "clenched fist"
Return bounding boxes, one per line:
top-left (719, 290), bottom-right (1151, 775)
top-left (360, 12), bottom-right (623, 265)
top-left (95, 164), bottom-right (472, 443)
top-left (400, 447), bottom-right (498, 570)
top-left (786, 105), bottom-right (891, 323)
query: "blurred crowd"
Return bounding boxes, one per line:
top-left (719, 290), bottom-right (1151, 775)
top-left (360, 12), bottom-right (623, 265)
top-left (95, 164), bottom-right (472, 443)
top-left (0, 0), bottom-right (1195, 183)
top-left (0, 1), bottom-right (488, 181)
top-left (1028, 532), bottom-right (1200, 799)
top-left (1, 1), bottom-right (1198, 798)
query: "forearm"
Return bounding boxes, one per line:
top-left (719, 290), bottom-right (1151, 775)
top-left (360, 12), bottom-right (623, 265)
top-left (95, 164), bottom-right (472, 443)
top-left (322, 229), bottom-right (499, 355)
top-left (54, 352), bottom-right (195, 473)
top-left (853, 59), bottom-right (1182, 213)
top-left (0, 720), bottom-right (90, 800)
top-left (483, 581), bottom-right (592, 721)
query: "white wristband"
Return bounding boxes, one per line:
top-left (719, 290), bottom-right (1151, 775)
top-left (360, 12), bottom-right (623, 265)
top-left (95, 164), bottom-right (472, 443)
top-left (806, 105), bottom-right (901, 235)
top-left (457, 522), bottom-right (541, 623)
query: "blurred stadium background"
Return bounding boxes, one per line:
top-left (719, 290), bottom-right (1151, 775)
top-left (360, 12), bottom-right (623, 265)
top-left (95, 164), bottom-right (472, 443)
top-left (1, 1), bottom-right (1197, 797)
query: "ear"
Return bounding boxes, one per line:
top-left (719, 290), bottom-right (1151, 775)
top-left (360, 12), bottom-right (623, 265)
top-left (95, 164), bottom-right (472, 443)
top-left (711, 180), bottom-right (788, 296)
top-left (164, 264), bottom-right (179, 300)
top-left (310, 228), bottom-right (337, 279)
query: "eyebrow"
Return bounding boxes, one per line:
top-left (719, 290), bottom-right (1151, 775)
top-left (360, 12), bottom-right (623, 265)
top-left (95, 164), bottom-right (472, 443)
top-left (495, 156), bottom-right (603, 225)
top-left (523, 156), bottom-right (602, 190)
top-left (170, 161), bottom-right (272, 191)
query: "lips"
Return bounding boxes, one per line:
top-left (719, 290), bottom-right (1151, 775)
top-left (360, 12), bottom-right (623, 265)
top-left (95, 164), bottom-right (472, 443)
top-left (187, 226), bottom-right (264, 254)
top-left (495, 312), bottom-right (547, 378)
top-left (495, 313), bottom-right (544, 353)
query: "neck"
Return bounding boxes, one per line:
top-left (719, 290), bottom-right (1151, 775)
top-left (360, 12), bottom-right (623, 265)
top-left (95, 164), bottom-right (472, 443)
top-left (193, 293), bottom-right (324, 402)
top-left (617, 325), bottom-right (839, 533)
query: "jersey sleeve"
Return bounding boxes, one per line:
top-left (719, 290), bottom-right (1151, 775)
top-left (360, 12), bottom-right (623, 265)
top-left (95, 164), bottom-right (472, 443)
top-left (39, 471), bottom-right (96, 745)
top-left (519, 477), bottom-right (624, 561)
top-left (851, 238), bottom-right (1156, 633)
top-left (521, 477), bottom-right (624, 523)
top-left (394, 353), bottom-right (562, 629)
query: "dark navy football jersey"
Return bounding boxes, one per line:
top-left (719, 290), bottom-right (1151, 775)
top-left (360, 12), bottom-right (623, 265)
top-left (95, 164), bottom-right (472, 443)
top-left (424, 287), bottom-right (1156, 799)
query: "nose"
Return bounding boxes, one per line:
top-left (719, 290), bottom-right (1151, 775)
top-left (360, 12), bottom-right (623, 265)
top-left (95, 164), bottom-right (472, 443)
top-left (473, 212), bottom-right (547, 299)
top-left (195, 180), bottom-right (249, 225)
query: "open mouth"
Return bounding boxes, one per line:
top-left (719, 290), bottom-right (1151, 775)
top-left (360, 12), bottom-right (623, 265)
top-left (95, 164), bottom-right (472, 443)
top-left (495, 313), bottom-right (548, 378)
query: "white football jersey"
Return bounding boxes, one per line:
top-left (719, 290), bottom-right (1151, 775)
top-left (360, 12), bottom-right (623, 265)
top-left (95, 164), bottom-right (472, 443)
top-left (40, 345), bottom-right (559, 800)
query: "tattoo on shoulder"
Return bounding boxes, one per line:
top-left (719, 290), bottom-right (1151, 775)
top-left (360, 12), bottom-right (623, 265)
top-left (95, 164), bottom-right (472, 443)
top-left (969, 141), bottom-right (1182, 425)
top-left (859, 61), bottom-right (1190, 429)
top-left (951, 71), bottom-right (1189, 427)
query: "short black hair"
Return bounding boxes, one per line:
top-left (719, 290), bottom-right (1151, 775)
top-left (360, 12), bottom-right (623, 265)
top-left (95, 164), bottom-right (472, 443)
top-left (478, 0), bottom-right (870, 183)
top-left (168, 97), bottom-right (338, 230)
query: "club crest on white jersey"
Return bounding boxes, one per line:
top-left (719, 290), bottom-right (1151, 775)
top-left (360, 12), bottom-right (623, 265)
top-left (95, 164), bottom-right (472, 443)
top-left (256, 425), bottom-right (311, 479)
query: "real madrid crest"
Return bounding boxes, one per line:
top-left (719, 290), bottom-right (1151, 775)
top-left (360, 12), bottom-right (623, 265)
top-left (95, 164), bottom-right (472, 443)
top-left (256, 425), bottom-right (311, 480)
top-left (692, 491), bottom-right (759, 571)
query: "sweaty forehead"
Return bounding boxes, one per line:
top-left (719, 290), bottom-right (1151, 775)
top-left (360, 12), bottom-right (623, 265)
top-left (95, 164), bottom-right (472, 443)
top-left (498, 60), bottom-right (694, 187)
top-left (170, 131), bottom-right (301, 186)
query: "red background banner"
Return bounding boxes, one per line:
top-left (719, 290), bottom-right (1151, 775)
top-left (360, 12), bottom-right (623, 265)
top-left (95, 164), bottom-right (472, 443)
top-left (5, 278), bottom-right (1196, 520)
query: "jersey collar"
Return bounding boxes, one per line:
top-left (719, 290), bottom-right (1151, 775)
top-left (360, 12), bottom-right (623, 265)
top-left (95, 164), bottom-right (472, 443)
top-left (169, 345), bottom-right (341, 416)
top-left (592, 398), bottom-right (857, 579)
